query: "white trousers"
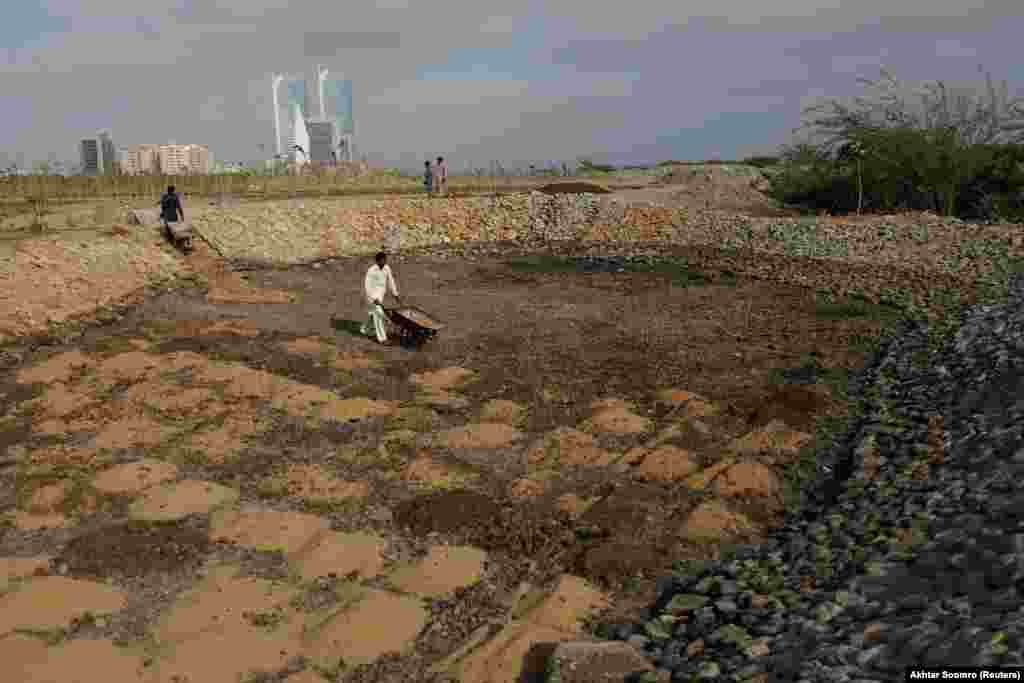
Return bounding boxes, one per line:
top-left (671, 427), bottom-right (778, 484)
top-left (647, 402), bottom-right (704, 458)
top-left (361, 302), bottom-right (387, 342)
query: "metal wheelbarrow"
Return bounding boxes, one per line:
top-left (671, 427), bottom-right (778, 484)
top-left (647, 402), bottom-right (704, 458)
top-left (384, 304), bottom-right (444, 348)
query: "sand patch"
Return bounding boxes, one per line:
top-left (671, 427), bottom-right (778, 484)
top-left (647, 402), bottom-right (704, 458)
top-left (402, 454), bottom-right (474, 490)
top-left (32, 417), bottom-right (94, 436)
top-left (129, 480), bottom-right (239, 522)
top-left (155, 565), bottom-right (298, 644)
top-left (682, 500), bottom-right (758, 544)
top-left (26, 383), bottom-right (97, 419)
top-left (93, 415), bottom-right (177, 451)
top-left (0, 557), bottom-right (50, 593)
top-left (202, 318), bottom-right (262, 337)
top-left (526, 428), bottom-right (616, 468)
top-left (282, 464), bottom-right (370, 504)
top-left (509, 478), bottom-right (546, 499)
top-left (94, 351), bottom-right (161, 383)
top-left (585, 398), bottom-right (651, 435)
top-left (10, 637), bottom-right (149, 683)
top-left (15, 351), bottom-right (91, 385)
top-left (317, 397), bottom-right (397, 423)
top-left (435, 422), bottom-right (522, 449)
top-left (152, 566), bottom-right (305, 683)
top-left (0, 576), bottom-right (127, 636)
top-left (26, 481), bottom-right (70, 513)
top-left (714, 461), bottom-right (781, 500)
top-left (209, 507), bottom-right (330, 558)
top-left (182, 414), bottom-right (266, 463)
top-left (729, 419), bottom-right (812, 463)
top-left (631, 446), bottom-right (701, 483)
top-left (11, 511), bottom-right (71, 531)
top-left (410, 367), bottom-right (476, 393)
top-left (479, 399), bottom-right (526, 425)
top-left (21, 443), bottom-right (96, 468)
top-left (307, 588), bottom-right (429, 670)
top-left (162, 351), bottom-right (210, 372)
top-left (293, 531), bottom-right (386, 581)
top-left (388, 545), bottom-right (486, 598)
top-left (92, 459), bottom-right (180, 496)
top-left (282, 338), bottom-right (378, 371)
top-left (120, 382), bottom-right (215, 415)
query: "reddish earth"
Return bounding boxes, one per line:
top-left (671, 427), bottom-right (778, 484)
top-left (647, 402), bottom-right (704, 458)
top-left (0, 242), bottom-right (900, 681)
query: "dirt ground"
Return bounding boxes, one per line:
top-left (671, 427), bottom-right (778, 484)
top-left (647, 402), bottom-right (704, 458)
top-left (0, 238), bottom-right (901, 682)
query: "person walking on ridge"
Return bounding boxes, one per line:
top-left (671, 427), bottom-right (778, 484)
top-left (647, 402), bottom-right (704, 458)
top-left (433, 156), bottom-right (448, 196)
top-left (424, 160), bottom-right (434, 196)
top-left (360, 251), bottom-right (400, 344)
top-left (159, 185), bottom-right (184, 229)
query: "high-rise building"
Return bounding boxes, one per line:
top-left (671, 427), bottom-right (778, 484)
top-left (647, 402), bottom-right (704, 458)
top-left (98, 130), bottom-right (116, 174)
top-left (271, 68), bottom-right (356, 164)
top-left (80, 138), bottom-right (102, 175)
top-left (307, 120), bottom-right (337, 163)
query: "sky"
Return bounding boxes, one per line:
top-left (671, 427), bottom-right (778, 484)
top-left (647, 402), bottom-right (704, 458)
top-left (1, 0), bottom-right (1022, 172)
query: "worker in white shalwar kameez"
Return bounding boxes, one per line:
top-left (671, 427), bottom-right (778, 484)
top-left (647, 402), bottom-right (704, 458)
top-left (360, 251), bottom-right (400, 343)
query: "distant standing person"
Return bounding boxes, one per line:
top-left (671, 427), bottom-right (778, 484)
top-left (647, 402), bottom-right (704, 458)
top-left (434, 156), bottom-right (448, 196)
top-left (423, 160), bottom-right (433, 195)
top-left (360, 251), bottom-right (400, 344)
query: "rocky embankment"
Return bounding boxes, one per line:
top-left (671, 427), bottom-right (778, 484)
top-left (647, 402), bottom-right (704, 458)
top-left (597, 271), bottom-right (1024, 682)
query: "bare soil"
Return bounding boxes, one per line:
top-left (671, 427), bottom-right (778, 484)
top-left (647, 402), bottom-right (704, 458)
top-left (0, 244), bottom-right (900, 682)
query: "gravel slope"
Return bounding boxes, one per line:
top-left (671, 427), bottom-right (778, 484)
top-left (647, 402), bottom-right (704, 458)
top-left (600, 272), bottom-right (1024, 682)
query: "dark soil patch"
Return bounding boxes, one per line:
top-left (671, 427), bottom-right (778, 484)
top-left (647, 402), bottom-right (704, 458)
top-left (57, 520), bottom-right (212, 579)
top-left (537, 181), bottom-right (611, 195)
top-left (394, 490), bottom-right (503, 537)
top-left (743, 383), bottom-right (836, 432)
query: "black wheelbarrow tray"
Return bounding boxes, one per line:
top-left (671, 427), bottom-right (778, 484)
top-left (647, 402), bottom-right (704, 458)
top-left (384, 305), bottom-right (444, 347)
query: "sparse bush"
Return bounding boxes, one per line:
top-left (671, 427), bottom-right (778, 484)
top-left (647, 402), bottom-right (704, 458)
top-left (768, 67), bottom-right (1024, 219)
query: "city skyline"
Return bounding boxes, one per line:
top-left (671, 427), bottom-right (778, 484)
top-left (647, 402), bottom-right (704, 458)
top-left (273, 67), bottom-right (356, 165)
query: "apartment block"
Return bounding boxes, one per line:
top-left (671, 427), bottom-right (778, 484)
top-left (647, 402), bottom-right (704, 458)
top-left (157, 143), bottom-right (211, 174)
top-left (121, 144), bottom-right (162, 175)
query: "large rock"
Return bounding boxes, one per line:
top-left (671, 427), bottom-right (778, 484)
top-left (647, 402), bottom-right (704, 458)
top-left (544, 640), bottom-right (653, 682)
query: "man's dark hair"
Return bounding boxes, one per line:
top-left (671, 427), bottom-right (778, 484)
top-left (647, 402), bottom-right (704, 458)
top-left (425, 161), bottom-right (430, 166)
top-left (436, 157), bottom-right (443, 162)
top-left (375, 251), bottom-right (387, 263)
top-left (167, 185), bottom-right (175, 193)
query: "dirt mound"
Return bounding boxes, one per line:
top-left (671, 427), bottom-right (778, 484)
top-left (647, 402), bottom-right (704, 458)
top-left (57, 521), bottom-right (211, 578)
top-left (537, 182), bottom-right (611, 195)
top-left (394, 490), bottom-right (502, 537)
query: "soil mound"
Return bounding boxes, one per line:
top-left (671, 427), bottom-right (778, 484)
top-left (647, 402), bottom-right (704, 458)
top-left (537, 182), bottom-right (611, 195)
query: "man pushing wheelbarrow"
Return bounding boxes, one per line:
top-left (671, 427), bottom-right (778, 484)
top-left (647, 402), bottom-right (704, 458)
top-left (361, 251), bottom-right (400, 344)
top-left (359, 251), bottom-right (444, 348)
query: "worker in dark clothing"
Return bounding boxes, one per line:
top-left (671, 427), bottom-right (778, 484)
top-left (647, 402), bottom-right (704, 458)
top-left (159, 185), bottom-right (190, 250)
top-left (159, 185), bottom-right (184, 225)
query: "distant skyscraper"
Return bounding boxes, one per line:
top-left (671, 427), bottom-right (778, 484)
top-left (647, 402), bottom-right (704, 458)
top-left (307, 120), bottom-right (337, 163)
top-left (98, 130), bottom-right (115, 174)
top-left (270, 69), bottom-right (356, 163)
top-left (80, 138), bottom-right (102, 175)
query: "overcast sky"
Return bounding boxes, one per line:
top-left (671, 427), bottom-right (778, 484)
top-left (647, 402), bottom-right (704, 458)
top-left (2, 1), bottom-right (1022, 171)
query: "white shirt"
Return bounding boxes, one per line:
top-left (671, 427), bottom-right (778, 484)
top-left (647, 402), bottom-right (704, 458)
top-left (364, 264), bottom-right (398, 304)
